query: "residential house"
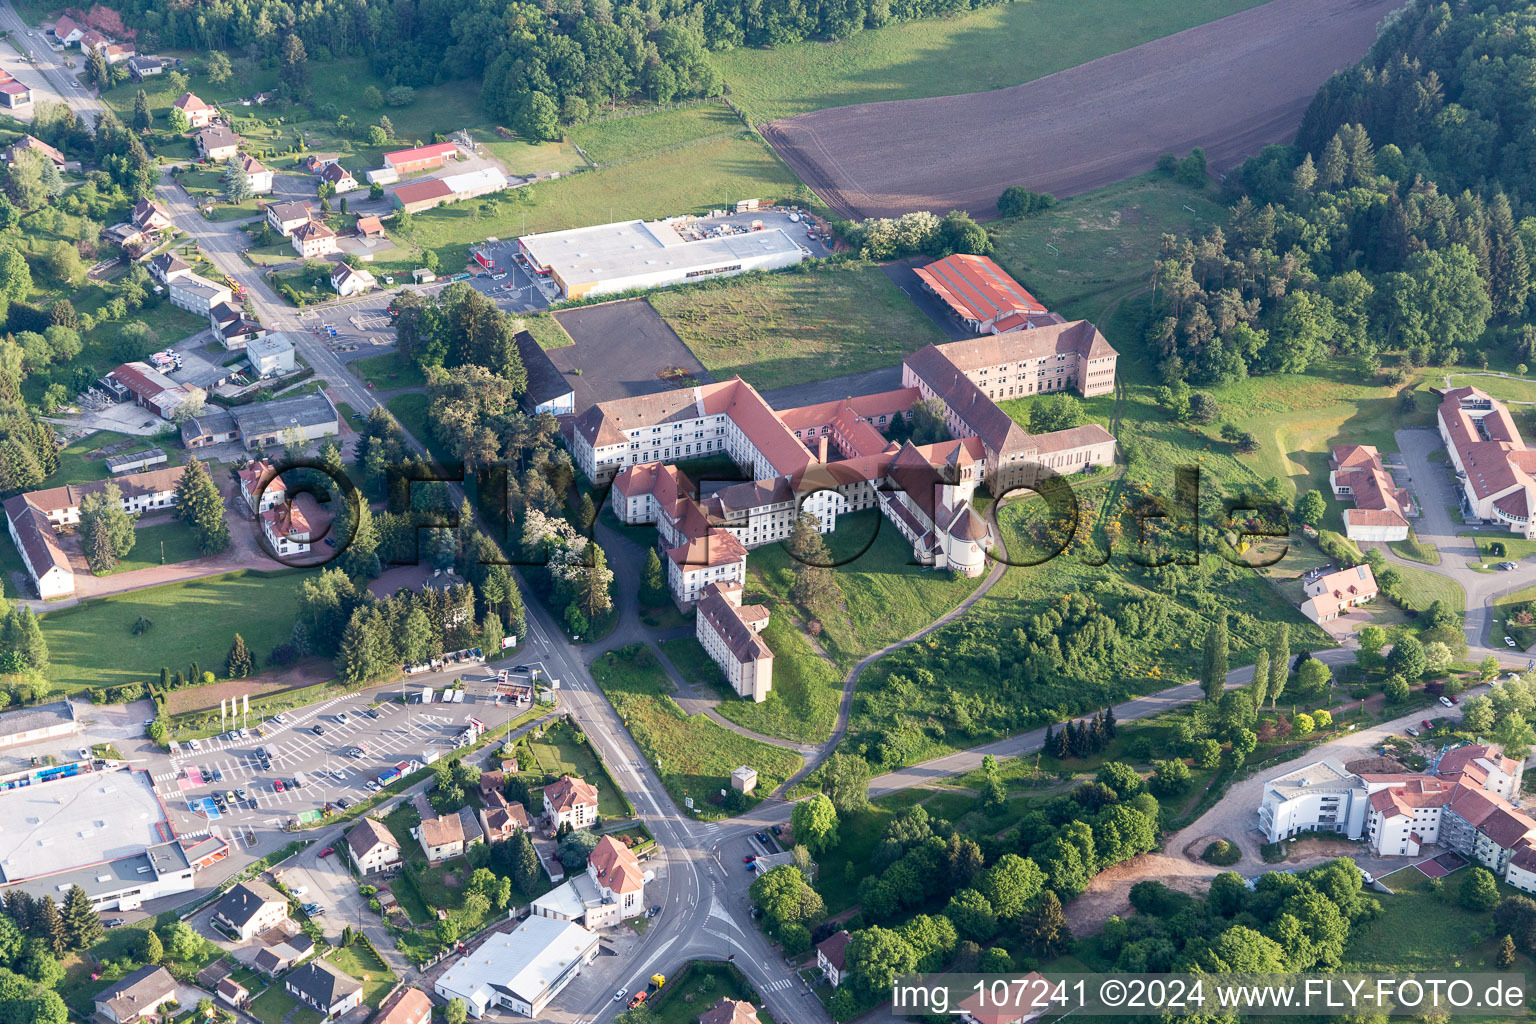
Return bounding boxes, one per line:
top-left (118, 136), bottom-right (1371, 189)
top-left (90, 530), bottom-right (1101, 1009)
top-left (3, 135), bottom-right (64, 166)
top-left (458, 805), bottom-right (486, 849)
top-left (195, 125), bottom-right (241, 162)
top-left (93, 966), bottom-right (178, 1024)
top-left (168, 272), bottom-right (233, 316)
top-left (213, 880), bottom-right (289, 941)
top-left (261, 494), bottom-right (319, 556)
top-left (131, 199), bottom-right (173, 233)
top-left (331, 263), bottom-right (376, 297)
top-left (543, 775), bottom-right (599, 832)
top-left (127, 55), bottom-right (163, 81)
top-left (955, 974), bottom-right (1058, 1024)
top-left (817, 930), bottom-right (851, 987)
top-left (480, 795), bottom-right (531, 843)
top-left (355, 215), bottom-right (385, 238)
top-left (320, 161), bottom-right (358, 193)
top-left (479, 771), bottom-right (506, 798)
top-left (209, 301), bottom-right (265, 349)
top-left (267, 201), bottom-right (313, 237)
top-left (285, 960), bottom-right (363, 1020)
top-left (104, 43), bottom-right (135, 63)
top-left (216, 978), bottom-right (249, 1009)
top-left (3, 500), bottom-right (73, 598)
top-left (148, 253), bottom-right (191, 285)
top-left (419, 812), bottom-right (466, 863)
top-left (346, 817), bottom-right (402, 875)
top-left (372, 988), bottom-right (432, 1024)
top-left (235, 151), bottom-right (274, 193)
top-left (173, 91), bottom-right (217, 129)
top-left (700, 999), bottom-right (762, 1024)
top-left (1330, 443), bottom-right (1412, 541)
top-left (253, 935), bottom-right (315, 976)
top-left (1299, 564), bottom-right (1378, 624)
top-left (291, 218), bottom-right (338, 258)
top-left (50, 15), bottom-right (84, 45)
top-left (246, 332), bottom-right (296, 377)
top-left (586, 835), bottom-right (645, 919)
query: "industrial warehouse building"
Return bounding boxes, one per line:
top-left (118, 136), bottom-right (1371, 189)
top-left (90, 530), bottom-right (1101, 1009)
top-left (433, 915), bottom-right (599, 1018)
top-left (517, 217), bottom-right (804, 300)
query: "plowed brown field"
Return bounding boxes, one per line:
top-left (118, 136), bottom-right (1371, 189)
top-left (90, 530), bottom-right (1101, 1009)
top-left (762, 0), bottom-right (1402, 219)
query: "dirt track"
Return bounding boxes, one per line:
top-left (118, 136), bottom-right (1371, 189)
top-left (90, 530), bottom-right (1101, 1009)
top-left (762, 0), bottom-right (1403, 219)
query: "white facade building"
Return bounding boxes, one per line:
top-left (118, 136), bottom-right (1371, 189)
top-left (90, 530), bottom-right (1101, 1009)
top-left (433, 916), bottom-right (599, 1018)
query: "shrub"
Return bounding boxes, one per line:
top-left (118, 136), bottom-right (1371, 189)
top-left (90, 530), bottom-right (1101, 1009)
top-left (1201, 840), bottom-right (1240, 866)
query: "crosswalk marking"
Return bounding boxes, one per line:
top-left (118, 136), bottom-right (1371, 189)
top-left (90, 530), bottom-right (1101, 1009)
top-left (762, 978), bottom-right (793, 992)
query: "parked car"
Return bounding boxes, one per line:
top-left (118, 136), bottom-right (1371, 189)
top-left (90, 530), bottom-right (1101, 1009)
top-left (212, 767), bottom-right (223, 782)
top-left (628, 993), bottom-right (648, 1009)
top-left (648, 904), bottom-right (661, 918)
top-left (312, 724), bottom-right (325, 735)
top-left (366, 779), bottom-right (380, 792)
top-left (613, 991), bottom-right (625, 1002)
top-left (743, 855), bottom-right (755, 863)
top-left (337, 797), bottom-right (351, 809)
top-left (755, 831), bottom-right (770, 844)
top-left (225, 791), bottom-right (236, 804)
top-left (770, 825), bottom-right (783, 836)
top-left (1406, 726), bottom-right (1420, 737)
top-left (1508, 636), bottom-right (1520, 648)
top-left (1439, 696), bottom-right (1455, 708)
top-left (302, 903), bottom-right (323, 916)
top-left (1448, 694), bottom-right (1460, 704)
top-left (273, 714), bottom-right (287, 725)
top-left (273, 779), bottom-right (285, 792)
top-left (1505, 562), bottom-right (1519, 570)
top-left (335, 712), bottom-right (348, 723)
top-left (188, 738), bottom-right (202, 753)
top-left (236, 788), bottom-right (248, 800)
top-left (1422, 720), bottom-right (1434, 731)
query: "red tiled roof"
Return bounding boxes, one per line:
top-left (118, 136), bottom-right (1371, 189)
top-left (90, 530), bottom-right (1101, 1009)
top-left (544, 775), bottom-right (598, 813)
top-left (913, 253), bottom-right (1046, 326)
top-left (392, 179), bottom-right (454, 205)
top-left (698, 582), bottom-right (772, 665)
top-left (668, 527), bottom-right (747, 570)
top-left (699, 998), bottom-right (761, 1024)
top-left (173, 91), bottom-right (214, 113)
top-left (385, 142), bottom-right (457, 166)
top-left (817, 930), bottom-right (851, 971)
top-left (588, 835), bottom-right (644, 894)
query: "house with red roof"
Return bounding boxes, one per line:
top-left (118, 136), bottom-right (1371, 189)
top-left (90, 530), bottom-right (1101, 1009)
top-left (1299, 564), bottom-right (1377, 624)
top-left (49, 15), bottom-right (84, 45)
top-left (1330, 444), bottom-right (1413, 541)
top-left (384, 141), bottom-right (459, 174)
top-left (542, 775), bottom-right (599, 832)
top-left (816, 930), bottom-right (851, 987)
top-left (1439, 386), bottom-right (1536, 537)
top-left (172, 92), bottom-right (217, 129)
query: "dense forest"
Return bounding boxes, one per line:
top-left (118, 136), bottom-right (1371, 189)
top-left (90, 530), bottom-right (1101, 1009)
top-left (1148, 0), bottom-right (1536, 384)
top-left (109, 0), bottom-right (1008, 125)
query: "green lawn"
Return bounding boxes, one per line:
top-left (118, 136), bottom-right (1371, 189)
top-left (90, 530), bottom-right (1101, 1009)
top-left (1388, 527), bottom-right (1440, 565)
top-left (521, 719), bottom-right (631, 820)
top-left (1349, 867), bottom-right (1536, 978)
top-left (989, 173), bottom-right (1230, 329)
top-left (472, 129), bottom-right (587, 178)
top-left (519, 312), bottom-right (573, 350)
top-left (1464, 531), bottom-right (1536, 563)
top-left (570, 104), bottom-right (745, 166)
top-left (105, 521), bottom-right (205, 575)
top-left (1443, 373), bottom-right (1536, 404)
top-left (351, 351), bottom-right (427, 390)
top-left (711, 0), bottom-right (1265, 122)
top-left (326, 944), bottom-right (396, 1009)
top-left (385, 393), bottom-right (452, 465)
top-left (396, 130), bottom-right (805, 274)
top-left (592, 644), bottom-right (803, 818)
top-left (176, 165), bottom-right (261, 222)
top-left (250, 983), bottom-right (323, 1024)
top-left (39, 570), bottom-right (316, 692)
top-left (1495, 585), bottom-right (1536, 649)
top-left (645, 962), bottom-right (779, 1024)
top-left (647, 260), bottom-right (947, 391)
top-left (659, 636), bottom-right (726, 687)
top-left (714, 612), bottom-right (842, 743)
top-left (1392, 563), bottom-right (1467, 615)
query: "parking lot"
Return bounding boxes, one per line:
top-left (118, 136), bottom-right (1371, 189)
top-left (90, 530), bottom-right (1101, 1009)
top-left (158, 662), bottom-right (549, 836)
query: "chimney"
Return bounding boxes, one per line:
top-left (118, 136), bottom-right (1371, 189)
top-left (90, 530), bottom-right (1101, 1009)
top-left (818, 436), bottom-right (828, 463)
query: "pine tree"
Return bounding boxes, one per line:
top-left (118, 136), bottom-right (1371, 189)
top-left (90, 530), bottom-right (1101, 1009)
top-left (87, 47), bottom-right (109, 88)
top-left (174, 458), bottom-right (230, 555)
top-left (131, 90), bottom-right (152, 133)
top-left (159, 667), bottom-right (170, 690)
top-left (62, 885), bottom-right (101, 950)
top-left (1042, 724), bottom-right (1055, 758)
top-left (1102, 705), bottom-right (1116, 738)
top-left (1269, 624), bottom-right (1291, 709)
top-left (787, 513), bottom-right (840, 609)
top-left (140, 928), bottom-right (163, 965)
top-left (1090, 712), bottom-right (1106, 751)
top-left (1499, 933), bottom-right (1517, 969)
top-left (336, 617), bottom-right (378, 686)
top-left (35, 897), bottom-right (65, 956)
top-left (188, 661), bottom-right (201, 686)
top-left (1022, 890), bottom-right (1071, 957)
top-left (577, 544), bottom-right (614, 619)
top-left (14, 607), bottom-right (46, 670)
top-left (577, 492), bottom-right (596, 531)
top-left (78, 484), bottom-right (136, 573)
top-left (1052, 723), bottom-right (1069, 760)
top-left (641, 548), bottom-right (666, 605)
top-left (226, 634), bottom-right (254, 678)
top-left (223, 158), bottom-right (254, 204)
top-left (511, 830), bottom-right (541, 892)
top-left (341, 500), bottom-right (381, 578)
top-left (1201, 615), bottom-right (1229, 702)
top-left (3, 889), bottom-right (31, 933)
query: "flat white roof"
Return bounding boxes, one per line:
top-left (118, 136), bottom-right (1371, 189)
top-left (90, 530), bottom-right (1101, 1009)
top-left (518, 218), bottom-right (801, 287)
top-left (436, 916), bottom-right (596, 1006)
top-left (0, 769), bottom-right (168, 882)
top-left (246, 333), bottom-right (295, 358)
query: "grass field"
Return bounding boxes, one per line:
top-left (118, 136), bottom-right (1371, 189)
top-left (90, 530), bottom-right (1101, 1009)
top-left (711, 0), bottom-right (1264, 122)
top-left (1349, 868), bottom-right (1536, 980)
top-left (397, 130), bottom-right (805, 273)
top-left (659, 636), bottom-right (726, 688)
top-left (1393, 563), bottom-right (1467, 615)
top-left (715, 610), bottom-right (842, 743)
top-left (39, 571), bottom-right (315, 692)
top-left (105, 521), bottom-right (205, 575)
top-left (351, 351), bottom-right (427, 390)
top-left (1464, 532), bottom-right (1536, 563)
top-left (592, 644), bottom-right (803, 817)
top-left (521, 719), bottom-right (630, 820)
top-left (647, 260), bottom-right (946, 390)
top-left (1442, 373), bottom-right (1536, 404)
top-left (571, 104), bottom-right (747, 166)
top-left (989, 174), bottom-right (1229, 334)
top-left (1494, 585), bottom-right (1536, 649)
top-left (326, 944), bottom-right (397, 1010)
top-left (250, 982), bottom-right (323, 1024)
top-left (472, 129), bottom-right (587, 178)
top-left (46, 430), bottom-right (183, 487)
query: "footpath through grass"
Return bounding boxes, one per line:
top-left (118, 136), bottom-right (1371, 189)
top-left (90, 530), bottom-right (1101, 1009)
top-left (592, 644), bottom-right (803, 817)
top-left (712, 0), bottom-right (1265, 122)
top-left (647, 261), bottom-right (945, 391)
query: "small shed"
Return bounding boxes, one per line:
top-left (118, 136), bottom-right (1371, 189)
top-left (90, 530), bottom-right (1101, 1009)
top-left (731, 765), bottom-right (758, 795)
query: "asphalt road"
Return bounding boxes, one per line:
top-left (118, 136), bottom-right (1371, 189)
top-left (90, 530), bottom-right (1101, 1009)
top-left (0, 4), bottom-right (104, 121)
